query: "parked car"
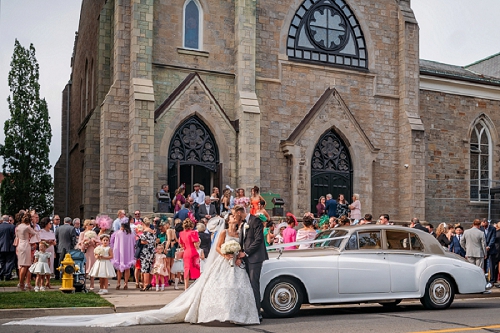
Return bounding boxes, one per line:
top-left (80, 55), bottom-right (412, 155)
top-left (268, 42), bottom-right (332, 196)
top-left (261, 225), bottom-right (488, 318)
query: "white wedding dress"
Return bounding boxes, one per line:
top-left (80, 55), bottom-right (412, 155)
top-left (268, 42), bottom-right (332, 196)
top-left (6, 226), bottom-right (260, 327)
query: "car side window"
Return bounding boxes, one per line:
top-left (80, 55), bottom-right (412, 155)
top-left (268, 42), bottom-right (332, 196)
top-left (358, 231), bottom-right (381, 249)
top-left (386, 231), bottom-right (411, 250)
top-left (409, 233), bottom-right (424, 251)
top-left (385, 230), bottom-right (424, 252)
top-left (345, 234), bottom-right (358, 250)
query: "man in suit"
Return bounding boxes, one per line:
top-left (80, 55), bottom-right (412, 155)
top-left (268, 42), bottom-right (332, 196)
top-left (73, 218), bottom-right (82, 237)
top-left (460, 219), bottom-right (487, 269)
top-left (449, 225), bottom-right (466, 257)
top-left (0, 215), bottom-right (16, 280)
top-left (410, 217), bottom-right (429, 233)
top-left (235, 205), bottom-right (268, 322)
top-left (325, 194), bottom-right (337, 218)
top-left (481, 219), bottom-right (497, 283)
top-left (52, 215), bottom-right (61, 232)
top-left (55, 217), bottom-right (77, 264)
top-left (199, 197), bottom-right (216, 220)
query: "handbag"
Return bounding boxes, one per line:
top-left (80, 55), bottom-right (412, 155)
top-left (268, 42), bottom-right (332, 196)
top-left (174, 247), bottom-right (184, 260)
top-left (134, 238), bottom-right (144, 259)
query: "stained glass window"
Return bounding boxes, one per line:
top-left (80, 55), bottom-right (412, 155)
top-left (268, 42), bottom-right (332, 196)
top-left (470, 121), bottom-right (491, 201)
top-left (168, 116), bottom-right (219, 172)
top-left (184, 0), bottom-right (200, 49)
top-left (287, 0), bottom-right (367, 69)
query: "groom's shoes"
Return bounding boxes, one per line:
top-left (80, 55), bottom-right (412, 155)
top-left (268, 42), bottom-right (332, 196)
top-left (258, 314), bottom-right (263, 323)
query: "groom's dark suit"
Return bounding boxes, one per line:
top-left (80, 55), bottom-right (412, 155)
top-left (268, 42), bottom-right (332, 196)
top-left (240, 214), bottom-right (268, 314)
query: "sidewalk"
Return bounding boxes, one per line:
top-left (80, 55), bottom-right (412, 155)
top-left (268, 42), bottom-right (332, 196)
top-left (1, 279), bottom-right (500, 319)
top-left (0, 279), bottom-right (184, 318)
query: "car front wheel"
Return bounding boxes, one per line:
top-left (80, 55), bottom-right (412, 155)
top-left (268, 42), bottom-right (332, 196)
top-left (420, 274), bottom-right (454, 310)
top-left (262, 277), bottom-right (303, 318)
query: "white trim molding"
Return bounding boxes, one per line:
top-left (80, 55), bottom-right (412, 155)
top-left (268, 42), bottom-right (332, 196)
top-left (420, 75), bottom-right (500, 101)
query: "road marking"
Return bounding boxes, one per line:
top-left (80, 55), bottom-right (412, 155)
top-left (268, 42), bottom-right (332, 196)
top-left (411, 324), bottom-right (500, 333)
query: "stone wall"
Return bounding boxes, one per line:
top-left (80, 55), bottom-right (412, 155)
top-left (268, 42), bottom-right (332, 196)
top-left (420, 90), bottom-right (500, 223)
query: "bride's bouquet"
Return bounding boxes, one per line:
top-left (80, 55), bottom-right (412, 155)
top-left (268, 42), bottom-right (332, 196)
top-left (220, 240), bottom-right (241, 267)
top-left (94, 245), bottom-right (105, 258)
top-left (81, 230), bottom-right (97, 251)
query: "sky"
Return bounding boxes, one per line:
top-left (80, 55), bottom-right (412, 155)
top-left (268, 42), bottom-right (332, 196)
top-left (0, 0), bottom-right (499, 177)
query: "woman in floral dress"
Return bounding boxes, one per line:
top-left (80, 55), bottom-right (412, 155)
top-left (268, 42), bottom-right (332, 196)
top-left (78, 219), bottom-right (99, 290)
top-left (139, 218), bottom-right (156, 291)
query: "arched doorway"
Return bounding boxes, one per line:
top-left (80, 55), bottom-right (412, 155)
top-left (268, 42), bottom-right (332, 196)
top-left (311, 129), bottom-right (352, 212)
top-left (168, 116), bottom-right (220, 194)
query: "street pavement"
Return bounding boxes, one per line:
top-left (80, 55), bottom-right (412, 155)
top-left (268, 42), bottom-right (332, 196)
top-left (1, 279), bottom-right (500, 332)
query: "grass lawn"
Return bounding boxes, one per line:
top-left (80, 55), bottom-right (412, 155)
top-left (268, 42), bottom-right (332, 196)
top-left (0, 278), bottom-right (62, 288)
top-left (0, 291), bottom-right (113, 309)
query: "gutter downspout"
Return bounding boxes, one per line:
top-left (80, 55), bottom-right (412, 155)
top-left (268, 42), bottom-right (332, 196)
top-left (65, 81), bottom-right (71, 216)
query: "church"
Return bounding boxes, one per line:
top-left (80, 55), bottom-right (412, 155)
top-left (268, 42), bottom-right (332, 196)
top-left (53, 0), bottom-right (500, 223)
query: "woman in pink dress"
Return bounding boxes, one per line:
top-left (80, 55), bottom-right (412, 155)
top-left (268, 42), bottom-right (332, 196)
top-left (233, 188), bottom-right (250, 213)
top-left (296, 214), bottom-right (317, 249)
top-left (110, 216), bottom-right (136, 290)
top-left (77, 219), bottom-right (100, 290)
top-left (38, 217), bottom-right (56, 288)
top-left (15, 211), bottom-right (37, 291)
top-left (178, 218), bottom-right (200, 290)
top-left (283, 212), bottom-right (298, 250)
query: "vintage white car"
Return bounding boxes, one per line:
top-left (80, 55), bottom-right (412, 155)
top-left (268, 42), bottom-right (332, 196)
top-left (260, 225), bottom-right (488, 318)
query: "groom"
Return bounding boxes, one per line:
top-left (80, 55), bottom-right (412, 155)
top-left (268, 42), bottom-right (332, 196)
top-left (234, 205), bottom-right (268, 321)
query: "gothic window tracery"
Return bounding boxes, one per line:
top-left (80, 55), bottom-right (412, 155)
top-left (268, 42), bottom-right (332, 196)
top-left (470, 120), bottom-right (491, 201)
top-left (312, 129), bottom-right (351, 175)
top-left (287, 0), bottom-right (367, 69)
top-left (168, 116), bottom-right (218, 172)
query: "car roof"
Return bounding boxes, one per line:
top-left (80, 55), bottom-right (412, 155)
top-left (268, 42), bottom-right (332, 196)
top-left (330, 224), bottom-right (446, 255)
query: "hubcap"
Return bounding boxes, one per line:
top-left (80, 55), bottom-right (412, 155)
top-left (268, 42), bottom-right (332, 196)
top-left (429, 278), bottom-right (451, 305)
top-left (270, 282), bottom-right (298, 313)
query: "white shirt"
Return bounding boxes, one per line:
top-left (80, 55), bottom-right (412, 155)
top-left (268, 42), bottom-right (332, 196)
top-left (191, 190), bottom-right (206, 205)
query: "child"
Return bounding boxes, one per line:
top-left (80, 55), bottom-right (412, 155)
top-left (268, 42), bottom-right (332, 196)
top-left (152, 244), bottom-right (168, 291)
top-left (30, 241), bottom-right (51, 292)
top-left (195, 242), bottom-right (205, 273)
top-left (170, 247), bottom-right (184, 290)
top-left (89, 234), bottom-right (116, 295)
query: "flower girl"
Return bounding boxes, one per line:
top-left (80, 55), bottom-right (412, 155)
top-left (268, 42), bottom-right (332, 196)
top-left (89, 234), bottom-right (116, 294)
top-left (30, 241), bottom-right (51, 292)
top-left (170, 248), bottom-right (184, 290)
top-left (195, 242), bottom-right (206, 273)
top-left (152, 244), bottom-right (168, 291)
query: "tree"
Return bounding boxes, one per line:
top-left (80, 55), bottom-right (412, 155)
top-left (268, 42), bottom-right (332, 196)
top-left (0, 40), bottom-right (53, 217)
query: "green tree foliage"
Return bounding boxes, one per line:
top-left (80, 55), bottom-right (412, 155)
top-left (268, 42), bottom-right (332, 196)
top-left (0, 40), bottom-right (53, 216)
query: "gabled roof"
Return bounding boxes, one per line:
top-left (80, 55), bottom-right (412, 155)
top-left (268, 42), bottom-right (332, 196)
top-left (154, 72), bottom-right (236, 131)
top-left (420, 59), bottom-right (500, 87)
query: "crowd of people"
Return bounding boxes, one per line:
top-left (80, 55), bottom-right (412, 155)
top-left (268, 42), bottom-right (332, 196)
top-left (1, 184), bottom-right (500, 296)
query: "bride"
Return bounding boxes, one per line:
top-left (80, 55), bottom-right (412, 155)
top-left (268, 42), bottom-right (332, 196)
top-left (6, 214), bottom-right (260, 327)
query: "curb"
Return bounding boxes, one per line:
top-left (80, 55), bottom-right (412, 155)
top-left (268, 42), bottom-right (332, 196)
top-left (1, 292), bottom-right (499, 319)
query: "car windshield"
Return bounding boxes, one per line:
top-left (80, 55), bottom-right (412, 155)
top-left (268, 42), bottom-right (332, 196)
top-left (314, 229), bottom-right (348, 248)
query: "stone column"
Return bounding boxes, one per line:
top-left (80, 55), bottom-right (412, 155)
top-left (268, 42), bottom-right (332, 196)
top-left (234, 0), bottom-right (261, 190)
top-left (397, 0), bottom-right (425, 220)
top-left (128, 0), bottom-right (155, 213)
top-left (99, 0), bottom-right (131, 215)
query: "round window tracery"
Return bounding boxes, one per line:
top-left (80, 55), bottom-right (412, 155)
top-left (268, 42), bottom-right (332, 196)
top-left (307, 6), bottom-right (348, 51)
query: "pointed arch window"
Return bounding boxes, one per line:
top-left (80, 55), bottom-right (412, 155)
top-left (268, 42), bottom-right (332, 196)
top-left (470, 120), bottom-right (492, 201)
top-left (168, 116), bottom-right (218, 172)
top-left (287, 0), bottom-right (367, 69)
top-left (183, 0), bottom-right (202, 50)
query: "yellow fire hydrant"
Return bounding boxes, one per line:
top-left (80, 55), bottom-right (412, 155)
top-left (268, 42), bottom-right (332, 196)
top-left (57, 253), bottom-right (80, 292)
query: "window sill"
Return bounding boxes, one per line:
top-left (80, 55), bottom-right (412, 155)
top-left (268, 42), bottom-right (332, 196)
top-left (177, 48), bottom-right (209, 58)
top-left (468, 201), bottom-right (488, 206)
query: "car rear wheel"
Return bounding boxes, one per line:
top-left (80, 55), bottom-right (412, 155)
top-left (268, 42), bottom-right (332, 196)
top-left (262, 277), bottom-right (303, 318)
top-left (420, 274), bottom-right (454, 310)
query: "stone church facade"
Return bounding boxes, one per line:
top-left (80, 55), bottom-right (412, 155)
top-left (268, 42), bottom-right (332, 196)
top-left (54, 0), bottom-right (500, 223)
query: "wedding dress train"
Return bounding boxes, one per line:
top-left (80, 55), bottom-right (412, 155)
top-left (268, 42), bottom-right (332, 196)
top-left (6, 229), bottom-right (259, 327)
